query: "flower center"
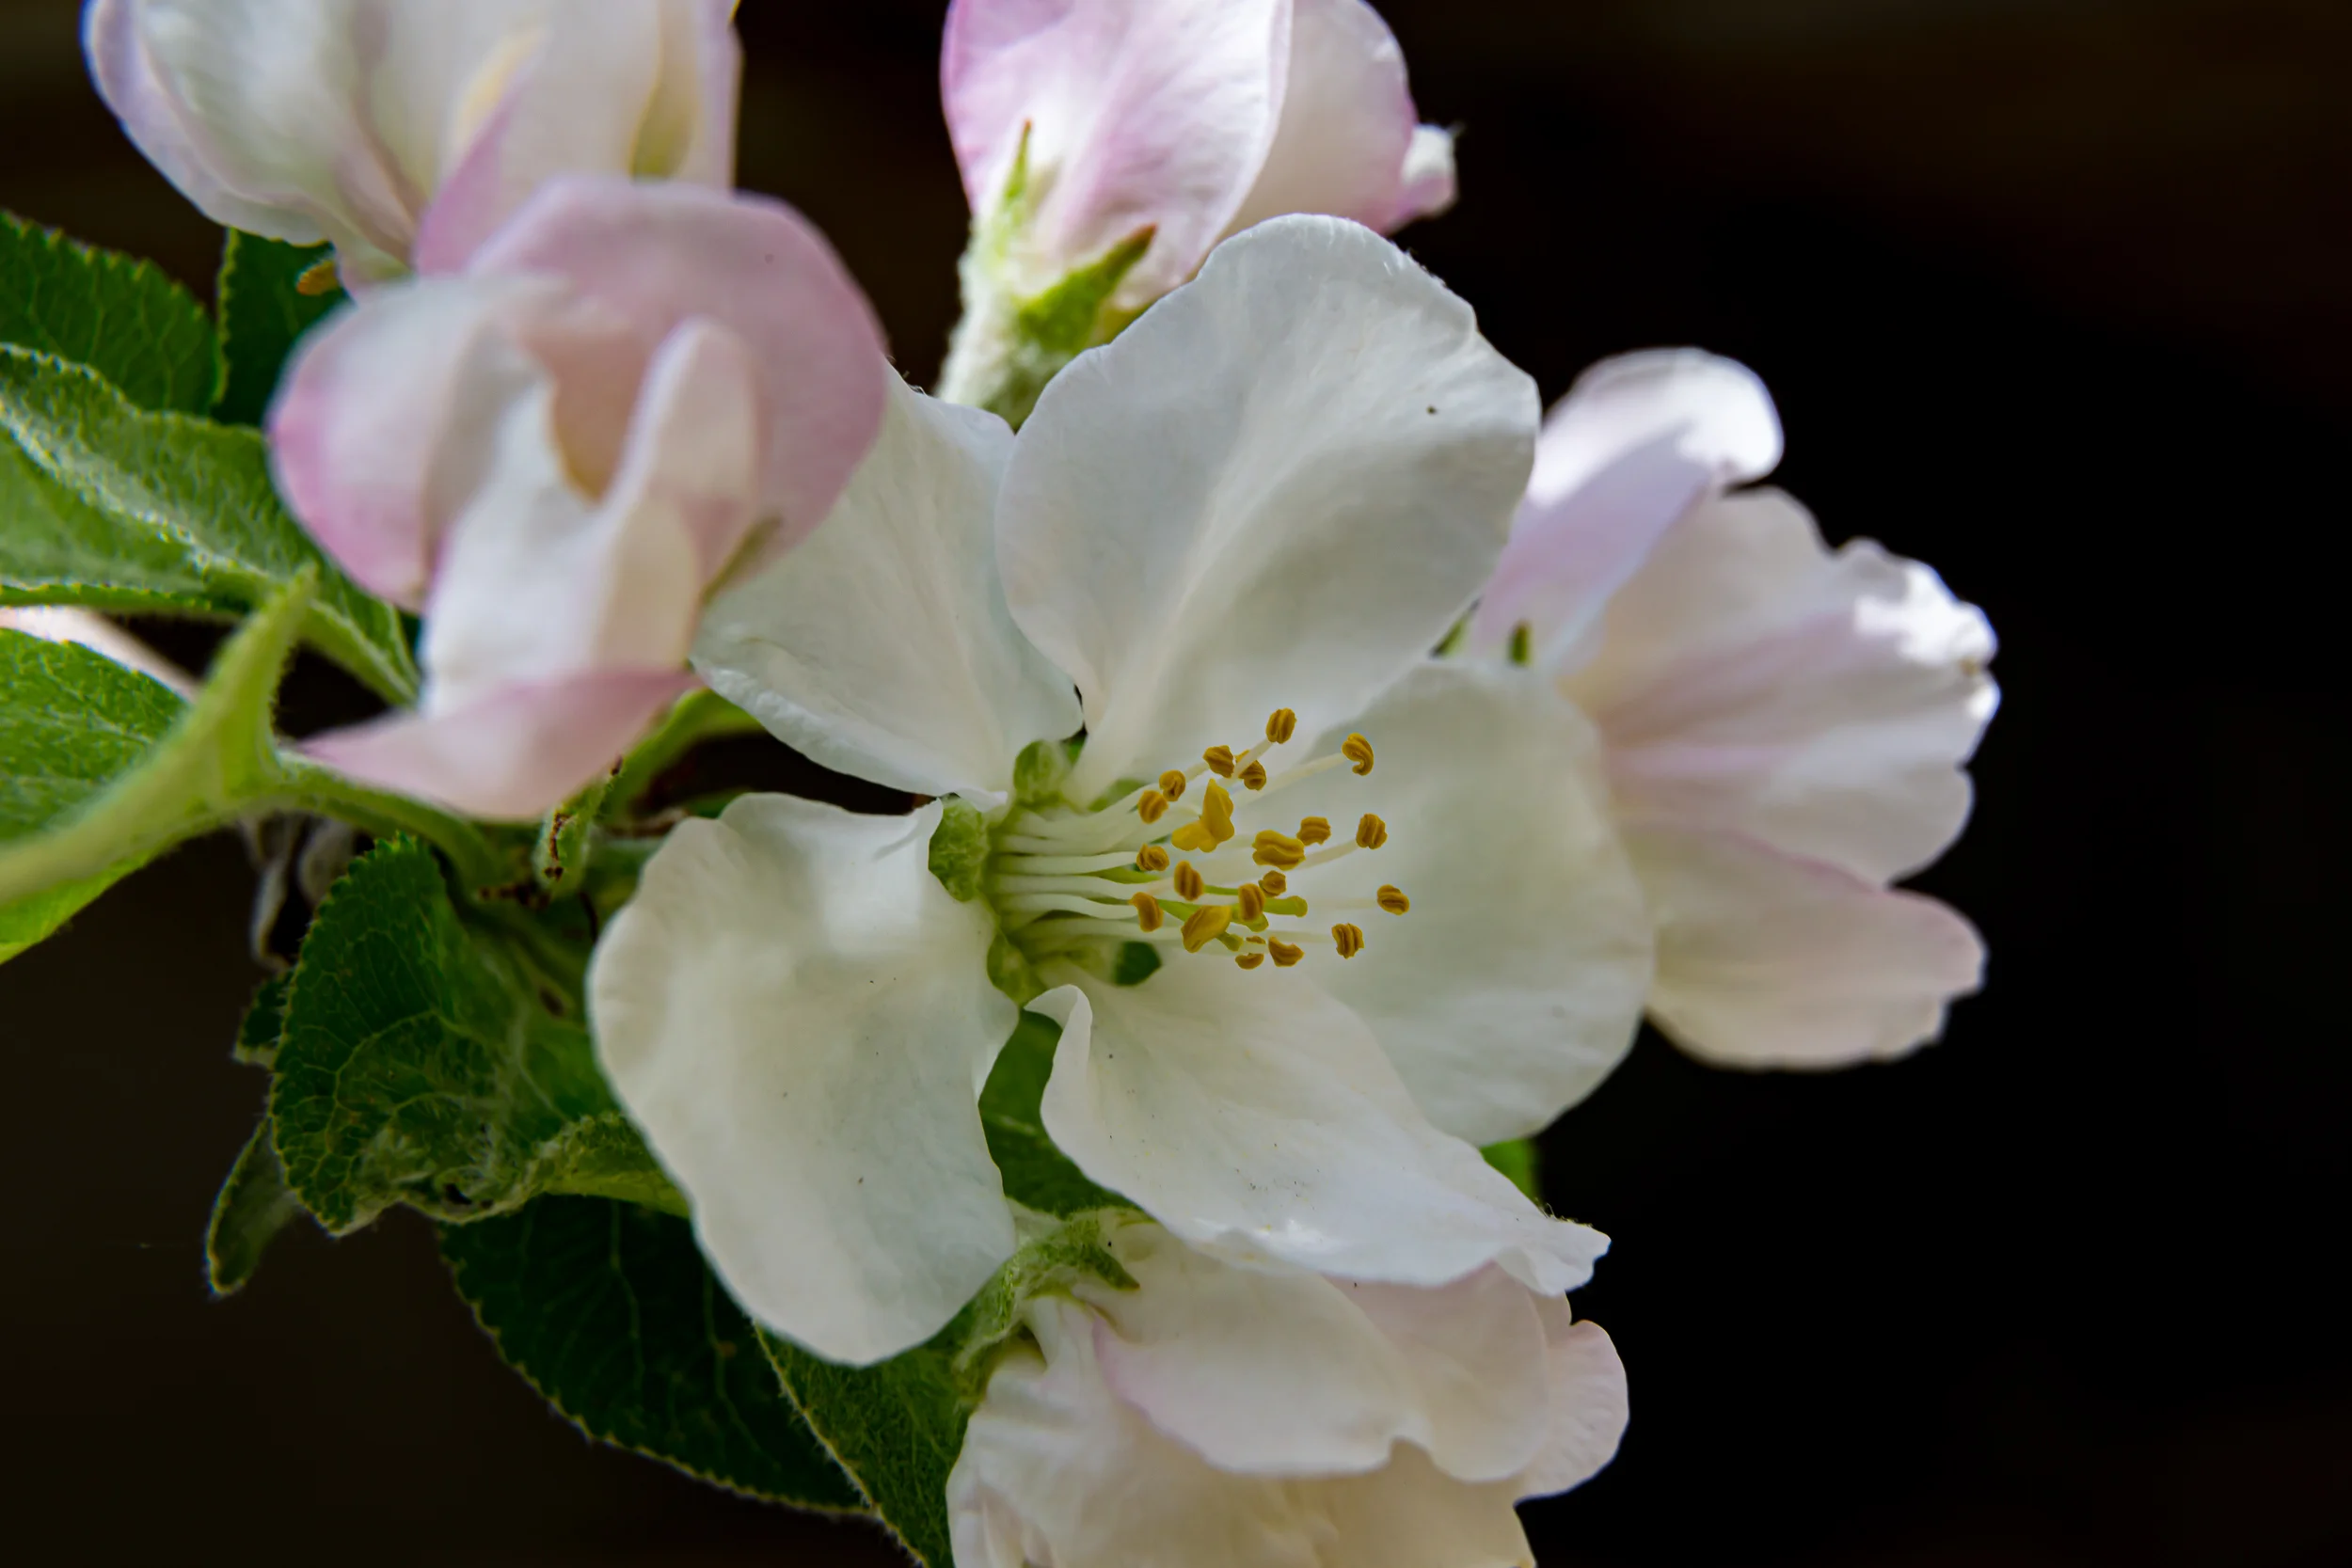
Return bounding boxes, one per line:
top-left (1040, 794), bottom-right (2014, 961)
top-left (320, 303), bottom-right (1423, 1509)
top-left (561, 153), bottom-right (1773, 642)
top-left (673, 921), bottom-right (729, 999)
top-left (986, 708), bottom-right (1409, 975)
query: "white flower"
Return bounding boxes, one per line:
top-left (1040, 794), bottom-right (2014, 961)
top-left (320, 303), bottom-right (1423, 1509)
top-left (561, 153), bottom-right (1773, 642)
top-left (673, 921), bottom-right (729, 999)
top-left (942, 0), bottom-right (1454, 311)
top-left (1469, 351), bottom-right (1995, 1071)
top-left (949, 1217), bottom-right (1628, 1568)
top-left (84, 0), bottom-right (739, 284)
top-left (272, 178), bottom-right (888, 819)
top-left (588, 217), bottom-right (1653, 1364)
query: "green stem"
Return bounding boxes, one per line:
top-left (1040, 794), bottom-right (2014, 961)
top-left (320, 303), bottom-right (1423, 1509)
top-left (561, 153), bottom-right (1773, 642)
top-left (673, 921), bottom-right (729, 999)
top-left (603, 687), bottom-right (764, 816)
top-left (532, 774), bottom-right (609, 896)
top-left (276, 762), bottom-right (514, 895)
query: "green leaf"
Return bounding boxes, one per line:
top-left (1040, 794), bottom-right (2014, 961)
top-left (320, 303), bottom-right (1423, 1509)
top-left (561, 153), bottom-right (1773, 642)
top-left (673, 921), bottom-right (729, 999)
top-left (0, 569), bottom-right (309, 921)
top-left (0, 624), bottom-right (185, 958)
top-left (268, 835), bottom-right (669, 1232)
top-left (211, 231), bottom-right (343, 427)
top-left (232, 973), bottom-right (291, 1069)
top-left (0, 347), bottom-right (418, 703)
top-left (206, 1120), bottom-right (303, 1297)
top-left (1, 210), bottom-right (217, 415)
top-left (977, 1011), bottom-right (1125, 1216)
top-left (761, 1211), bottom-right (1136, 1566)
top-left (443, 1196), bottom-right (865, 1510)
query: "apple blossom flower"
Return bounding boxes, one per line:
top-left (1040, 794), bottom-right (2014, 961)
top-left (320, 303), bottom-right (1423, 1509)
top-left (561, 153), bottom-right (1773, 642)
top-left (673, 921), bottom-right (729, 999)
top-left (949, 1216), bottom-right (1629, 1568)
top-left (936, 0), bottom-right (1456, 420)
top-left (589, 217), bottom-right (1651, 1365)
top-left (270, 176), bottom-right (887, 821)
top-left (1468, 350), bottom-right (1995, 1071)
top-left (84, 0), bottom-right (739, 286)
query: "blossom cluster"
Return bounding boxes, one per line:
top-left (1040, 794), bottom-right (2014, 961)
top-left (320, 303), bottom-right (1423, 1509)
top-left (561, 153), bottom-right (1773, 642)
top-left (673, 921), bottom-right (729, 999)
top-left (0, 3), bottom-right (1995, 1562)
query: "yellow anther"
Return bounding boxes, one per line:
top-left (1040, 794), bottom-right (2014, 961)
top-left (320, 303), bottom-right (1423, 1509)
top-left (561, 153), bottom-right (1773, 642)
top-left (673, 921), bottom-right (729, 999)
top-left (1239, 759), bottom-right (1268, 791)
top-left (1258, 869), bottom-right (1287, 895)
top-left (1130, 893), bottom-right (1165, 933)
top-left (1203, 745), bottom-right (1236, 778)
top-left (1332, 923), bottom-right (1365, 959)
top-left (1342, 734), bottom-right (1375, 775)
top-left (1182, 904), bottom-right (1232, 952)
top-left (1170, 820), bottom-right (1213, 851)
top-left (1137, 789), bottom-right (1170, 824)
top-left (294, 257), bottom-right (342, 296)
top-left (1252, 831), bottom-right (1307, 870)
top-left (1268, 938), bottom-right (1305, 968)
top-left (1158, 769), bottom-right (1187, 801)
top-left (1297, 816), bottom-right (1332, 847)
top-left (1356, 814), bottom-right (1388, 850)
top-left (1234, 951), bottom-right (1266, 971)
top-left (1172, 862), bottom-right (1204, 901)
top-left (1136, 844), bottom-right (1169, 873)
top-left (1375, 884), bottom-right (1410, 915)
top-left (1236, 883), bottom-right (1265, 922)
top-left (1265, 708), bottom-right (1297, 744)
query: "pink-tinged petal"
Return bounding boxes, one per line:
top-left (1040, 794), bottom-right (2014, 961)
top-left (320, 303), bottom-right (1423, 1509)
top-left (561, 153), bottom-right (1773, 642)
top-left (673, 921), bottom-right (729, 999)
top-left (1387, 123), bottom-right (1457, 230)
top-left (950, 1296), bottom-right (1538, 1568)
top-left (1084, 1226), bottom-right (1555, 1483)
top-left (469, 177), bottom-right (888, 558)
top-left (301, 668), bottom-right (694, 821)
top-left (414, 2), bottom-right (738, 274)
top-left (1031, 967), bottom-right (1608, 1297)
top-left (1470, 350), bottom-right (1782, 662)
top-left (1627, 821), bottom-right (1986, 1069)
top-left (1513, 1303), bottom-right (1629, 1500)
top-left (1221, 0), bottom-right (1421, 239)
top-left (1578, 489), bottom-right (1997, 881)
top-left (268, 275), bottom-right (564, 610)
top-left (942, 0), bottom-right (1289, 299)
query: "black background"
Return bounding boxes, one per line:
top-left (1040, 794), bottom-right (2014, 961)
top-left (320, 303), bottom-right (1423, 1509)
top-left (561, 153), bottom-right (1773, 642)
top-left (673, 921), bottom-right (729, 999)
top-left (4, 2), bottom-right (2348, 1563)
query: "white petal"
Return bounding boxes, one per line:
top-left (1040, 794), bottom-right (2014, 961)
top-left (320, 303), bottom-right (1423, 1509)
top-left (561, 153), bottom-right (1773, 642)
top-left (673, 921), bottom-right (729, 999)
top-left (1573, 489), bottom-right (1998, 880)
top-left (1513, 1301), bottom-right (1629, 1499)
top-left (1308, 661), bottom-right (1652, 1143)
top-left (949, 1297), bottom-right (1536, 1568)
top-left (694, 375), bottom-right (1081, 804)
top-left (1470, 349), bottom-right (1781, 665)
top-left (1081, 1226), bottom-right (1551, 1482)
top-left (588, 797), bottom-right (1018, 1365)
top-left (1629, 822), bottom-right (1986, 1069)
top-left (1000, 215), bottom-right (1537, 804)
top-left (1032, 964), bottom-right (1606, 1295)
top-left (1220, 0), bottom-right (1422, 239)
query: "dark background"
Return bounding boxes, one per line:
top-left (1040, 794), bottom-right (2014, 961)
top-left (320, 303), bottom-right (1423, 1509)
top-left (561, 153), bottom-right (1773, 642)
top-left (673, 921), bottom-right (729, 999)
top-left (5, 1), bottom-right (2348, 1563)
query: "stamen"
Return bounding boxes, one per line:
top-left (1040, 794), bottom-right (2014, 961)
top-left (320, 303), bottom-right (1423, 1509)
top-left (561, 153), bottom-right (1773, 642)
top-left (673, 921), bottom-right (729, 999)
top-left (1172, 862), bottom-right (1204, 901)
top-left (1356, 814), bottom-right (1388, 849)
top-left (1252, 831), bottom-right (1307, 870)
top-left (1203, 746), bottom-right (1236, 778)
top-left (1234, 951), bottom-right (1266, 971)
top-left (1342, 734), bottom-right (1375, 775)
top-left (1169, 782), bottom-right (1235, 851)
top-left (1136, 844), bottom-right (1169, 873)
top-left (1375, 885), bottom-right (1410, 915)
top-left (1265, 708), bottom-right (1297, 744)
top-left (1136, 789), bottom-right (1170, 824)
top-left (1182, 905), bottom-right (1232, 952)
top-left (1236, 883), bottom-right (1266, 922)
top-left (1239, 759), bottom-right (1268, 791)
top-left (1332, 923), bottom-right (1366, 959)
top-left (1158, 769), bottom-right (1187, 801)
top-left (1258, 869), bottom-right (1288, 895)
top-left (1131, 893), bottom-right (1165, 932)
top-left (1297, 816), bottom-right (1332, 846)
top-left (1268, 938), bottom-right (1305, 968)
